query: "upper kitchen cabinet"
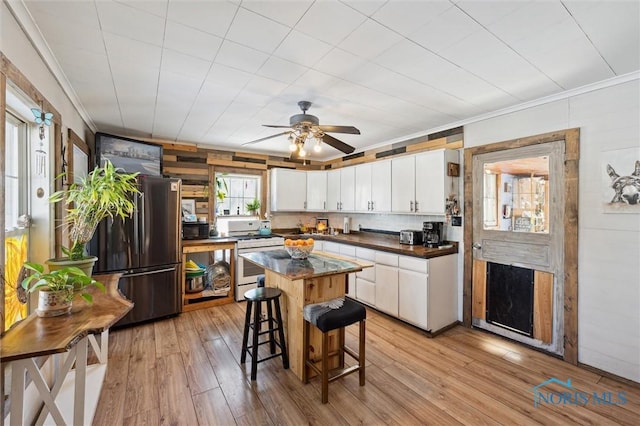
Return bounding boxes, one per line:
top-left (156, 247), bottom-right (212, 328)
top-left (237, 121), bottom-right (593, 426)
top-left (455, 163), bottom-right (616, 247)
top-left (270, 168), bottom-right (307, 211)
top-left (391, 155), bottom-right (416, 213)
top-left (354, 160), bottom-right (391, 213)
top-left (415, 149), bottom-right (458, 215)
top-left (392, 149), bottom-right (459, 215)
top-left (306, 170), bottom-right (327, 211)
top-left (327, 167), bottom-right (355, 212)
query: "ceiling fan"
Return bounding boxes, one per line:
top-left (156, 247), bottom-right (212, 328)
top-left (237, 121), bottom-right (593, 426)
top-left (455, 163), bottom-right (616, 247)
top-left (243, 101), bottom-right (359, 157)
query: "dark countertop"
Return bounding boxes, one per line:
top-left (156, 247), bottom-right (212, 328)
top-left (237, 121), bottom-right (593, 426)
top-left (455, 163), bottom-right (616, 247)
top-left (240, 249), bottom-right (366, 280)
top-left (276, 231), bottom-right (458, 259)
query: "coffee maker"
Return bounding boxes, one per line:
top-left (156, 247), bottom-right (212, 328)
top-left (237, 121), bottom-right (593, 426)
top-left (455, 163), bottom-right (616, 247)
top-left (423, 222), bottom-right (444, 248)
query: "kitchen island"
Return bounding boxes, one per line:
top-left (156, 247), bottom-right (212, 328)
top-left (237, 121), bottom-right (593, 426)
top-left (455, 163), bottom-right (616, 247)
top-left (239, 249), bottom-right (371, 380)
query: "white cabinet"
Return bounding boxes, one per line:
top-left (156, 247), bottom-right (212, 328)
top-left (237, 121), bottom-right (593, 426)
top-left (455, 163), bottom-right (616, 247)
top-left (323, 242), bottom-right (357, 298)
top-left (415, 149), bottom-right (458, 215)
top-left (398, 254), bottom-right (458, 332)
top-left (327, 168), bottom-right (355, 212)
top-left (398, 257), bottom-right (428, 328)
top-left (391, 155), bottom-right (416, 213)
top-left (391, 149), bottom-right (459, 214)
top-left (374, 251), bottom-right (398, 316)
top-left (355, 247), bottom-right (375, 305)
top-left (270, 168), bottom-right (306, 211)
top-left (354, 161), bottom-right (391, 212)
top-left (306, 170), bottom-right (327, 211)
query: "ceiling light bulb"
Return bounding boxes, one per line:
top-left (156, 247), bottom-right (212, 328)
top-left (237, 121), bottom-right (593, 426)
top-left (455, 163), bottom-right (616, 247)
top-left (314, 142), bottom-right (321, 152)
top-left (299, 148), bottom-right (306, 157)
top-left (289, 141), bottom-right (297, 151)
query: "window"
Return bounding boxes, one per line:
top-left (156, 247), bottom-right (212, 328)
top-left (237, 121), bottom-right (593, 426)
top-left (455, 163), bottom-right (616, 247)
top-left (483, 156), bottom-right (549, 233)
top-left (215, 173), bottom-right (261, 216)
top-left (5, 111), bottom-right (28, 232)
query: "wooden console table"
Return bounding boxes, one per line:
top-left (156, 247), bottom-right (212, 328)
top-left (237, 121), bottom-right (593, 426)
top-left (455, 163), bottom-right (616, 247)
top-left (1, 273), bottom-right (132, 426)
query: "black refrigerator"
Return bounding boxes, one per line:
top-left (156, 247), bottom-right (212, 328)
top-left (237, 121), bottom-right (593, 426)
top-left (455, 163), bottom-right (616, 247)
top-left (90, 175), bottom-right (182, 327)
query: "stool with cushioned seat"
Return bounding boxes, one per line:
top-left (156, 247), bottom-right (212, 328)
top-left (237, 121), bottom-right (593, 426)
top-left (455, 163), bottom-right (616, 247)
top-left (303, 297), bottom-right (366, 403)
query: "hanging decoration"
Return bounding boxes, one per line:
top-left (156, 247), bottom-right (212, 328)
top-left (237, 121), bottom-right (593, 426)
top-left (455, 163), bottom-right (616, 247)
top-left (31, 106), bottom-right (53, 177)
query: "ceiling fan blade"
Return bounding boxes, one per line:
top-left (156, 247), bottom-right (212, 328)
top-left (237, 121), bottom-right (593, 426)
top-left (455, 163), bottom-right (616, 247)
top-left (242, 131), bottom-right (290, 146)
top-left (322, 133), bottom-right (355, 154)
top-left (317, 125), bottom-right (360, 135)
top-left (263, 124), bottom-right (293, 129)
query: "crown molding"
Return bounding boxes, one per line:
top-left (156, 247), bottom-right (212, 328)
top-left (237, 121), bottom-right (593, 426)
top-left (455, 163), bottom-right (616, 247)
top-left (7, 0), bottom-right (97, 132)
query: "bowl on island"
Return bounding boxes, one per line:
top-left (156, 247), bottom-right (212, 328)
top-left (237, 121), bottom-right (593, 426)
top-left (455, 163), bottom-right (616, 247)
top-left (284, 238), bottom-right (314, 259)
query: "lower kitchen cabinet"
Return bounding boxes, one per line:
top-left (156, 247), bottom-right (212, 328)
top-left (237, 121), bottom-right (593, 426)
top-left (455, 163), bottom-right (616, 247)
top-left (398, 254), bottom-right (458, 332)
top-left (323, 241), bottom-right (357, 298)
top-left (374, 252), bottom-right (399, 316)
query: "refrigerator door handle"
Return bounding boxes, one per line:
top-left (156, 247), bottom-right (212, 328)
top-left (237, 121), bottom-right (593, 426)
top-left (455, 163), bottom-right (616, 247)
top-left (133, 194), bottom-right (140, 254)
top-left (139, 191), bottom-right (146, 254)
top-left (123, 267), bottom-right (177, 278)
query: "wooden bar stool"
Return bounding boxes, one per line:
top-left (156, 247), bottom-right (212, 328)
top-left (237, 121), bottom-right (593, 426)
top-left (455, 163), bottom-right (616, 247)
top-left (303, 297), bottom-right (366, 403)
top-left (241, 287), bottom-right (289, 380)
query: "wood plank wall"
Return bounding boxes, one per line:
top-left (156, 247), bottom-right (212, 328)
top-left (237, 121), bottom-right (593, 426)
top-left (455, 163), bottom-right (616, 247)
top-left (157, 130), bottom-right (464, 223)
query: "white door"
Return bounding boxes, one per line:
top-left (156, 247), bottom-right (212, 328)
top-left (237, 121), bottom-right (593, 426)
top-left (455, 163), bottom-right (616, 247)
top-left (340, 167), bottom-right (356, 211)
top-left (271, 168), bottom-right (306, 211)
top-left (415, 150), bottom-right (446, 214)
top-left (398, 269), bottom-right (427, 328)
top-left (306, 170), bottom-right (327, 211)
top-left (354, 163), bottom-right (371, 212)
top-left (371, 160), bottom-right (391, 212)
top-left (327, 169), bottom-right (340, 211)
top-left (392, 155), bottom-right (415, 212)
top-left (375, 264), bottom-right (398, 316)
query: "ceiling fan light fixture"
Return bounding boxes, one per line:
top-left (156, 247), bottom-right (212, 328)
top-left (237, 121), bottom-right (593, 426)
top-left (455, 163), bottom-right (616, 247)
top-left (313, 140), bottom-right (322, 152)
top-left (299, 147), bottom-right (307, 157)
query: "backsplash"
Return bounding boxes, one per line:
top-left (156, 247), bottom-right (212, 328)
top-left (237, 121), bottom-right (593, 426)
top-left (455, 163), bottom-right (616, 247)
top-left (270, 212), bottom-right (462, 242)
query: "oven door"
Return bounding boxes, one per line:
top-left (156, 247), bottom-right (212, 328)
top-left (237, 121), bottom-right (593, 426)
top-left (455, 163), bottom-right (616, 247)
top-left (236, 245), bottom-right (280, 300)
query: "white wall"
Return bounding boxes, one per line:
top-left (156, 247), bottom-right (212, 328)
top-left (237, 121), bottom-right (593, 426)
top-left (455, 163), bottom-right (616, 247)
top-left (2, 2), bottom-right (93, 262)
top-left (464, 79), bottom-right (640, 382)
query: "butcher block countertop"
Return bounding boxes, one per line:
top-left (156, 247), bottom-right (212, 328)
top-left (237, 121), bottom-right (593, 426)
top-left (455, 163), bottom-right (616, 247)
top-left (276, 230), bottom-right (458, 259)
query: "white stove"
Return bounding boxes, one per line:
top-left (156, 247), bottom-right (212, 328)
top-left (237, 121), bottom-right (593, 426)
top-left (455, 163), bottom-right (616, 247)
top-left (222, 219), bottom-right (284, 300)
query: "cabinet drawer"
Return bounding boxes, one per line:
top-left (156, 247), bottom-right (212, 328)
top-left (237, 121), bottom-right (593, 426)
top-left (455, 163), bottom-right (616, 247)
top-left (323, 242), bottom-right (341, 254)
top-left (375, 251), bottom-right (398, 267)
top-left (355, 247), bottom-right (375, 261)
top-left (356, 263), bottom-right (375, 281)
top-left (399, 256), bottom-right (428, 274)
top-left (340, 245), bottom-right (356, 258)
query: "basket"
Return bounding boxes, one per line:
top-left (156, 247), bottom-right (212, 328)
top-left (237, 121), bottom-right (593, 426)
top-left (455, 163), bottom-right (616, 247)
top-left (285, 243), bottom-right (314, 260)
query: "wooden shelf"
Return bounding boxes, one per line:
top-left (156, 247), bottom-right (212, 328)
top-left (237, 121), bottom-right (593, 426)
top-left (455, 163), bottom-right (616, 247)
top-left (181, 241), bottom-right (235, 311)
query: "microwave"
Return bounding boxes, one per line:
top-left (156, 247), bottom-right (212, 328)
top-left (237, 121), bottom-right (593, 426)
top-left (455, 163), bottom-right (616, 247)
top-left (182, 222), bottom-right (209, 240)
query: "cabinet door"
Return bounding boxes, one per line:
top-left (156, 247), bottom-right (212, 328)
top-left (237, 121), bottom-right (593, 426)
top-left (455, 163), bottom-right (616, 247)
top-left (415, 150), bottom-right (446, 214)
top-left (371, 160), bottom-right (391, 212)
top-left (427, 254), bottom-right (458, 332)
top-left (398, 269), bottom-right (428, 329)
top-left (354, 163), bottom-right (372, 212)
top-left (375, 263), bottom-right (398, 316)
top-left (271, 169), bottom-right (307, 211)
top-left (392, 156), bottom-right (416, 213)
top-left (306, 170), bottom-right (327, 211)
top-left (327, 169), bottom-right (341, 212)
top-left (340, 167), bottom-right (356, 211)
top-left (356, 277), bottom-right (375, 306)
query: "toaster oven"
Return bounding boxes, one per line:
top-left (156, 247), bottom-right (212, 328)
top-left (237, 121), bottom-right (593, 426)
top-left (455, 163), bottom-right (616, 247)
top-left (399, 230), bottom-right (423, 245)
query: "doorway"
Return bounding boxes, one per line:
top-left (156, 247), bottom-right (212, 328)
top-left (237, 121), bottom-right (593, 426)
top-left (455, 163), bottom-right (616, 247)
top-left (463, 129), bottom-right (579, 364)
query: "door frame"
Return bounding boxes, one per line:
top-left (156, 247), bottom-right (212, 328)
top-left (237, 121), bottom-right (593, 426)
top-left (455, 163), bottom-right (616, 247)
top-left (463, 128), bottom-right (580, 364)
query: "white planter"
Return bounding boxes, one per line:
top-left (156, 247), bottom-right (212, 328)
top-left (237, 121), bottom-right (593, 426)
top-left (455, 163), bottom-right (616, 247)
top-left (36, 286), bottom-right (73, 317)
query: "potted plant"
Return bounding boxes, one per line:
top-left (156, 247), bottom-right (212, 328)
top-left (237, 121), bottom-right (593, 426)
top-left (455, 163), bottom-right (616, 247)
top-left (246, 198), bottom-right (261, 216)
top-left (21, 262), bottom-right (106, 317)
top-left (47, 160), bottom-right (139, 275)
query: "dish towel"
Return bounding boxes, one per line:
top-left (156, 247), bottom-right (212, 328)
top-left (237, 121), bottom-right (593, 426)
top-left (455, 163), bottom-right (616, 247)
top-left (303, 297), bottom-right (345, 325)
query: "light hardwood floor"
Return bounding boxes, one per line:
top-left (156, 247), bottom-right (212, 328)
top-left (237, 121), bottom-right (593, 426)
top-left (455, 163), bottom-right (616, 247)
top-left (93, 302), bottom-right (639, 425)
